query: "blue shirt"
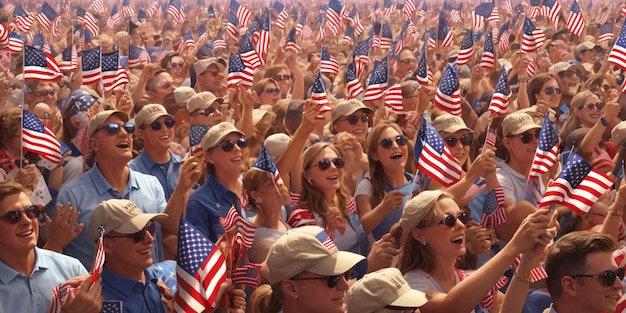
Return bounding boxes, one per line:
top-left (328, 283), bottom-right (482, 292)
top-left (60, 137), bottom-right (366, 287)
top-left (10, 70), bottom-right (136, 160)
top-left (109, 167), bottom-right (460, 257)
top-left (101, 266), bottom-right (166, 313)
top-left (53, 164), bottom-right (167, 268)
top-left (128, 151), bottom-right (183, 200)
top-left (0, 247), bottom-right (87, 313)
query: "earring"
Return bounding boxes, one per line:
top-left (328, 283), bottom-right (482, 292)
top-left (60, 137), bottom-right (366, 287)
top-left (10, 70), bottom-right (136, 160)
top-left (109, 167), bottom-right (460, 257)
top-left (421, 241), bottom-right (427, 246)
top-left (254, 198), bottom-right (262, 204)
top-left (307, 179), bottom-right (313, 185)
top-left (294, 296), bottom-right (299, 301)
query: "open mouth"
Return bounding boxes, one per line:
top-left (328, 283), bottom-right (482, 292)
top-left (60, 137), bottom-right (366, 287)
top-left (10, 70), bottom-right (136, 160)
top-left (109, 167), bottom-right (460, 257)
top-left (138, 247), bottom-right (152, 255)
top-left (390, 152), bottom-right (403, 159)
top-left (158, 135), bottom-right (170, 140)
top-left (231, 156), bottom-right (243, 162)
top-left (17, 229), bottom-right (33, 237)
top-left (451, 235), bottom-right (464, 244)
top-left (116, 141), bottom-right (130, 149)
top-left (327, 175), bottom-right (339, 180)
top-left (352, 129), bottom-right (365, 134)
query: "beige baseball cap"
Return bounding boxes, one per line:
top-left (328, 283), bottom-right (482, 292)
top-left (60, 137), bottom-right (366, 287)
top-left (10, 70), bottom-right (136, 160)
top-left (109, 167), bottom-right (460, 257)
top-left (330, 99), bottom-right (373, 134)
top-left (87, 199), bottom-right (166, 241)
top-left (346, 268), bottom-right (429, 313)
top-left (266, 226), bottom-right (365, 285)
top-left (501, 112), bottom-right (541, 138)
top-left (173, 86), bottom-right (196, 104)
top-left (200, 122), bottom-right (244, 152)
top-left (574, 41), bottom-right (595, 56)
top-left (186, 91), bottom-right (224, 113)
top-left (264, 133), bottom-right (292, 161)
top-left (87, 110), bottom-right (129, 138)
top-left (612, 121), bottom-right (626, 148)
top-left (193, 57), bottom-right (226, 76)
top-left (432, 113), bottom-right (472, 134)
top-left (134, 104), bottom-right (172, 128)
top-left (401, 190), bottom-right (444, 232)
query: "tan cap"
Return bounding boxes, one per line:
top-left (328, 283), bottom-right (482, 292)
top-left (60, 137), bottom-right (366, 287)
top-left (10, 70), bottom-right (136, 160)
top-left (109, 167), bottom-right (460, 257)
top-left (346, 268), bottom-right (429, 313)
top-left (87, 110), bottom-right (129, 138)
top-left (401, 190), bottom-right (443, 232)
top-left (330, 99), bottom-right (373, 134)
top-left (432, 113), bottom-right (471, 134)
top-left (252, 109), bottom-right (270, 126)
top-left (134, 104), bottom-right (172, 128)
top-left (193, 57), bottom-right (226, 76)
top-left (574, 41), bottom-right (595, 56)
top-left (264, 133), bottom-right (292, 161)
top-left (549, 62), bottom-right (574, 76)
top-left (612, 121), bottom-right (626, 148)
top-left (174, 86), bottom-right (196, 104)
top-left (501, 112), bottom-right (541, 137)
top-left (87, 199), bottom-right (166, 241)
top-left (200, 122), bottom-right (244, 152)
top-left (186, 91), bottom-right (224, 113)
top-left (266, 226), bottom-right (365, 284)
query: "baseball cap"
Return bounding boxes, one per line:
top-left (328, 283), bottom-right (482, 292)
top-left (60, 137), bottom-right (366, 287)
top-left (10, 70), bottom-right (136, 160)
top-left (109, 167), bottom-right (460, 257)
top-left (200, 122), bottom-right (244, 152)
top-left (87, 110), bottom-right (130, 138)
top-left (401, 190), bottom-right (444, 232)
top-left (264, 133), bottom-right (292, 161)
top-left (574, 41), bottom-right (595, 56)
top-left (174, 86), bottom-right (196, 104)
top-left (501, 112), bottom-right (541, 137)
top-left (186, 91), bottom-right (223, 113)
top-left (134, 104), bottom-right (172, 128)
top-left (432, 113), bottom-right (472, 134)
top-left (87, 199), bottom-right (166, 241)
top-left (346, 268), bottom-right (429, 313)
top-left (330, 99), bottom-right (373, 134)
top-left (266, 226), bottom-right (365, 285)
top-left (193, 57), bottom-right (226, 76)
top-left (612, 121), bottom-right (626, 148)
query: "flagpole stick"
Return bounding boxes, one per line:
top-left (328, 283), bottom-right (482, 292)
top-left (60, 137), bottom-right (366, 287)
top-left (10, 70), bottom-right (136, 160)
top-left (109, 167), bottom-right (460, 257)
top-left (99, 47), bottom-right (105, 102)
top-left (19, 49), bottom-right (25, 170)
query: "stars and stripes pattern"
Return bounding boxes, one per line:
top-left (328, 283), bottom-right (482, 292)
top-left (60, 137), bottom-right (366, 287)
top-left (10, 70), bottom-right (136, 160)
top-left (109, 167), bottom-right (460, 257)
top-left (36, 2), bottom-right (57, 32)
top-left (121, 0), bottom-right (135, 19)
top-left (416, 42), bottom-right (432, 85)
top-left (232, 263), bottom-right (261, 287)
top-left (189, 124), bottom-right (209, 157)
top-left (481, 187), bottom-right (507, 229)
top-left (0, 23), bottom-right (8, 46)
top-left (609, 22), bottom-right (626, 70)
top-left (345, 62), bottom-right (363, 99)
top-left (8, 32), bottom-right (24, 54)
top-left (530, 115), bottom-right (560, 178)
top-left (219, 206), bottom-right (257, 248)
top-left (90, 0), bottom-right (105, 13)
top-left (107, 4), bottom-right (121, 29)
top-left (23, 45), bottom-right (61, 82)
top-left (480, 32), bottom-right (495, 70)
top-left (598, 23), bottom-right (614, 43)
top-left (539, 153), bottom-right (613, 215)
top-left (22, 109), bottom-right (62, 164)
top-left (311, 71), bottom-right (332, 114)
top-left (380, 23), bottom-right (393, 50)
top-left (457, 30), bottom-right (473, 67)
top-left (382, 0), bottom-right (395, 17)
top-left (227, 53), bottom-right (254, 89)
top-left (403, 0), bottom-right (416, 20)
top-left (348, 5), bottom-right (363, 37)
top-left (326, 0), bottom-right (345, 37)
top-left (320, 47), bottom-right (339, 75)
top-left (503, 0), bottom-right (514, 15)
top-left (239, 32), bottom-right (262, 70)
top-left (284, 27), bottom-right (301, 53)
top-left (426, 28), bottom-right (436, 49)
top-left (255, 13), bottom-right (271, 66)
top-left (226, 10), bottom-right (239, 40)
top-left (90, 226), bottom-right (105, 284)
top-left (316, 229), bottom-right (337, 250)
top-left (489, 68), bottom-right (511, 114)
top-left (82, 46), bottom-right (101, 86)
top-left (363, 56), bottom-right (388, 102)
top-left (177, 29), bottom-right (195, 54)
top-left (566, 0), bottom-right (586, 37)
top-left (230, 0), bottom-right (251, 28)
top-left (437, 12), bottom-right (453, 47)
top-left (77, 6), bottom-right (99, 38)
top-left (384, 84), bottom-right (404, 114)
top-left (167, 0), bottom-right (184, 23)
top-left (273, 1), bottom-right (288, 29)
top-left (343, 25), bottom-right (354, 45)
top-left (473, 2), bottom-right (494, 30)
top-left (541, 0), bottom-right (561, 27)
top-left (175, 218), bottom-right (227, 312)
top-left (128, 45), bottom-right (148, 68)
top-left (527, 60), bottom-right (537, 78)
top-left (529, 0), bottom-right (542, 19)
top-left (521, 18), bottom-right (546, 53)
top-left (13, 5), bottom-right (34, 32)
top-left (417, 2), bottom-right (427, 20)
top-left (414, 118), bottom-right (462, 187)
top-left (197, 21), bottom-right (209, 46)
top-left (434, 64), bottom-right (461, 116)
top-left (252, 144), bottom-right (283, 187)
top-left (296, 12), bottom-right (307, 36)
top-left (102, 51), bottom-right (128, 91)
top-left (498, 22), bottom-right (510, 52)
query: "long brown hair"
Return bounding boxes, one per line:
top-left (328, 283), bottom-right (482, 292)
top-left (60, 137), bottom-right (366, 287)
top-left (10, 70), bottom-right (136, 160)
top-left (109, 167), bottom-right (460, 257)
top-left (366, 121), bottom-right (404, 208)
top-left (558, 91), bottom-right (597, 141)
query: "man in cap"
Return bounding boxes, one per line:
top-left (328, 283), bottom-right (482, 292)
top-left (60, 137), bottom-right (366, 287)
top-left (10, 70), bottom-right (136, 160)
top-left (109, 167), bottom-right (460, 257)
top-left (187, 91), bottom-right (225, 128)
top-left (330, 99), bottom-right (373, 147)
top-left (193, 57), bottom-right (228, 97)
top-left (574, 41), bottom-right (597, 72)
top-left (549, 62), bottom-right (585, 106)
top-left (546, 39), bottom-right (568, 63)
top-left (54, 110), bottom-right (201, 268)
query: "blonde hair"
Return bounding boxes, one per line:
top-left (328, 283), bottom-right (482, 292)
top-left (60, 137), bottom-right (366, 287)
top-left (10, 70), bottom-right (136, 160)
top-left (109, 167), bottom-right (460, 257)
top-left (559, 91), bottom-right (597, 141)
top-left (366, 121), bottom-right (405, 208)
top-left (250, 284), bottom-right (283, 313)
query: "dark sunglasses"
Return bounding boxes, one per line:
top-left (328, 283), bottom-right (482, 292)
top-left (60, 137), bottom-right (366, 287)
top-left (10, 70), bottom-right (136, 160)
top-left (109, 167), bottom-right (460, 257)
top-left (445, 133), bottom-right (473, 148)
top-left (562, 71), bottom-right (577, 79)
top-left (273, 74), bottom-right (292, 81)
top-left (202, 70), bottom-right (220, 77)
top-left (379, 135), bottom-right (408, 149)
top-left (219, 137), bottom-right (248, 152)
top-left (399, 58), bottom-right (417, 64)
top-left (571, 268), bottom-right (625, 287)
top-left (601, 84), bottom-right (613, 91)
top-left (509, 129), bottom-right (540, 144)
top-left (35, 89), bottom-right (55, 97)
top-left (170, 62), bottom-right (184, 69)
top-left (265, 88), bottom-right (281, 95)
top-left (339, 113), bottom-right (369, 125)
top-left (97, 122), bottom-right (136, 135)
top-left (581, 102), bottom-right (604, 111)
top-left (543, 87), bottom-right (562, 95)
top-left (197, 105), bottom-right (220, 117)
top-left (0, 205), bottom-right (40, 224)
top-left (291, 271), bottom-right (351, 288)
top-left (433, 211), bottom-right (470, 228)
top-left (309, 157), bottom-right (345, 170)
top-left (105, 221), bottom-right (157, 243)
top-left (144, 117), bottom-right (175, 131)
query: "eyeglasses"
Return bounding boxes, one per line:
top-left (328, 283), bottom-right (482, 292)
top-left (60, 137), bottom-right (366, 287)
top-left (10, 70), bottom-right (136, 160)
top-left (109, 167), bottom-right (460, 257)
top-left (543, 87), bottom-right (562, 95)
top-left (431, 211), bottom-right (470, 228)
top-left (105, 221), bottom-right (157, 243)
top-left (201, 70), bottom-right (220, 77)
top-left (563, 71), bottom-right (577, 79)
top-left (445, 133), bottom-right (473, 148)
top-left (197, 105), bottom-right (220, 117)
top-left (379, 135), bottom-right (408, 149)
top-left (265, 88), bottom-right (281, 95)
top-left (399, 58), bottom-right (417, 64)
top-left (170, 62), bottom-right (184, 69)
top-left (35, 90), bottom-right (55, 97)
top-left (509, 130), bottom-right (540, 144)
top-left (144, 117), bottom-right (175, 131)
top-left (601, 84), bottom-right (614, 91)
top-left (308, 157), bottom-right (345, 170)
top-left (96, 122), bottom-right (136, 135)
top-left (571, 268), bottom-right (625, 287)
top-left (219, 137), bottom-right (248, 152)
top-left (581, 102), bottom-right (604, 111)
top-left (338, 113), bottom-right (369, 125)
top-left (0, 205), bottom-right (40, 224)
top-left (291, 271), bottom-right (351, 288)
top-left (273, 74), bottom-right (292, 81)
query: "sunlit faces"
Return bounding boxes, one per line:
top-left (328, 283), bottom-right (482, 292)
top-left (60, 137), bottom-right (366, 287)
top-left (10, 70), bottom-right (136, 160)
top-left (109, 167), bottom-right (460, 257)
top-left (333, 109), bottom-right (370, 143)
top-left (373, 127), bottom-right (408, 171)
top-left (103, 222), bottom-right (155, 275)
top-left (253, 173), bottom-right (291, 212)
top-left (0, 192), bottom-right (38, 255)
top-left (441, 130), bottom-right (472, 165)
top-left (503, 129), bottom-right (540, 163)
top-left (414, 198), bottom-right (467, 259)
top-left (304, 147), bottom-right (344, 196)
top-left (197, 63), bottom-right (225, 93)
top-left (536, 79), bottom-right (562, 108)
top-left (273, 69), bottom-right (292, 95)
top-left (560, 70), bottom-right (581, 96)
top-left (27, 82), bottom-right (56, 107)
top-left (168, 56), bottom-right (185, 78)
top-left (191, 100), bottom-right (223, 127)
top-left (288, 270), bottom-right (350, 313)
top-left (90, 115), bottom-right (134, 162)
top-left (568, 251), bottom-right (623, 313)
top-left (204, 132), bottom-right (248, 175)
top-left (575, 94), bottom-right (603, 128)
top-left (150, 72), bottom-right (175, 104)
top-left (397, 50), bottom-right (417, 77)
top-left (137, 116), bottom-right (175, 151)
top-left (258, 82), bottom-right (281, 106)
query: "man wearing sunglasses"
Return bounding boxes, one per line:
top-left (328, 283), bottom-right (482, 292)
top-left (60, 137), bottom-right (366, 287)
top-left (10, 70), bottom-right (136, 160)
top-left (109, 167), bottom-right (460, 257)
top-left (545, 231), bottom-right (624, 313)
top-left (144, 70), bottom-right (176, 105)
top-left (186, 91), bottom-right (225, 129)
top-left (330, 99), bottom-right (373, 147)
top-left (193, 57), bottom-right (227, 97)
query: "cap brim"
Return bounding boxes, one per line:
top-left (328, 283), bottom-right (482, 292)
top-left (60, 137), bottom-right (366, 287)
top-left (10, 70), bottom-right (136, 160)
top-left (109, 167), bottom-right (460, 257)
top-left (308, 251), bottom-right (365, 276)
top-left (442, 125), bottom-right (472, 134)
top-left (145, 113), bottom-right (174, 125)
top-left (115, 213), bottom-right (167, 234)
top-left (511, 124), bottom-right (541, 136)
top-left (387, 289), bottom-right (429, 309)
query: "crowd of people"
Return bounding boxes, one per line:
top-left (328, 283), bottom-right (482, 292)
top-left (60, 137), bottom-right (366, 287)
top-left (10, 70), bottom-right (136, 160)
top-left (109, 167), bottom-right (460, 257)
top-left (2, 0), bottom-right (626, 312)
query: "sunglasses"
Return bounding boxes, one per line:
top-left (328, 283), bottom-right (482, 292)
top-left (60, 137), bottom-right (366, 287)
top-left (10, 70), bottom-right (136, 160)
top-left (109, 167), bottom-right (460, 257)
top-left (445, 133), bottom-right (473, 148)
top-left (543, 87), bottom-right (562, 95)
top-left (509, 130), bottom-right (540, 144)
top-left (338, 113), bottom-right (369, 125)
top-left (35, 90), bottom-right (55, 97)
top-left (601, 84), bottom-right (613, 91)
top-left (197, 105), bottom-right (220, 117)
top-left (562, 71), bottom-right (578, 79)
top-left (399, 58), bottom-right (417, 64)
top-left (144, 117), bottom-right (175, 131)
top-left (0, 205), bottom-right (40, 224)
top-left (291, 271), bottom-right (351, 288)
top-left (202, 70), bottom-right (220, 77)
top-left (170, 62), bottom-right (184, 69)
top-left (219, 137), bottom-right (248, 152)
top-left (96, 122), bottom-right (136, 135)
top-left (265, 88), bottom-right (281, 95)
top-left (432, 211), bottom-right (470, 228)
top-left (309, 157), bottom-right (345, 170)
top-left (273, 74), bottom-right (292, 81)
top-left (571, 268), bottom-right (625, 287)
top-left (379, 135), bottom-right (408, 149)
top-left (105, 221), bottom-right (157, 243)
top-left (581, 102), bottom-right (604, 111)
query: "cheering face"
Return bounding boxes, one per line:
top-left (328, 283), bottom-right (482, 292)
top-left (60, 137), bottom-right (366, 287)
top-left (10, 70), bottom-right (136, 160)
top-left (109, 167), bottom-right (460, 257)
top-left (204, 132), bottom-right (248, 175)
top-left (0, 192), bottom-right (39, 256)
top-left (254, 173), bottom-right (291, 213)
top-left (289, 270), bottom-right (351, 313)
top-left (333, 109), bottom-right (369, 144)
top-left (414, 198), bottom-right (467, 259)
top-left (574, 94), bottom-right (602, 128)
top-left (90, 115), bottom-right (134, 163)
top-left (305, 147), bottom-right (344, 196)
top-left (397, 50), bottom-right (417, 77)
top-left (137, 116), bottom-right (175, 152)
top-left (258, 82), bottom-right (281, 106)
top-left (535, 79), bottom-right (562, 109)
top-left (190, 100), bottom-right (223, 127)
top-left (149, 72), bottom-right (176, 104)
top-left (503, 129), bottom-right (540, 164)
top-left (567, 251), bottom-right (623, 313)
top-left (373, 127), bottom-right (408, 171)
top-left (274, 69), bottom-right (292, 95)
top-left (26, 82), bottom-right (57, 108)
top-left (441, 130), bottom-right (471, 165)
top-left (198, 63), bottom-right (226, 93)
top-left (103, 221), bottom-right (156, 274)
top-left (168, 56), bottom-right (185, 78)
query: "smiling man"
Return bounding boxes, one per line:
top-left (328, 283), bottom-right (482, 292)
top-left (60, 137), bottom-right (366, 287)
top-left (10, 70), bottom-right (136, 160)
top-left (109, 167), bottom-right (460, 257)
top-left (330, 99), bottom-right (373, 148)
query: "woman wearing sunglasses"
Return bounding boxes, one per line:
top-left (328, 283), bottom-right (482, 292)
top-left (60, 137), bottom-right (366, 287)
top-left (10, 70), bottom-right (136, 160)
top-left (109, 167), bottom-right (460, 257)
top-left (526, 73), bottom-right (564, 124)
top-left (396, 190), bottom-right (556, 313)
top-left (263, 62), bottom-right (304, 100)
top-left (253, 78), bottom-right (282, 107)
top-left (559, 91), bottom-right (606, 143)
top-left (330, 99), bottom-right (373, 148)
top-left (583, 73), bottom-right (619, 105)
top-left (159, 52), bottom-right (188, 87)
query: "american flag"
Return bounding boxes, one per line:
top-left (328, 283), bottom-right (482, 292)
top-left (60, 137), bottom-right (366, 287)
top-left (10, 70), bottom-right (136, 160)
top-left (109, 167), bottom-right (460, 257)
top-left (24, 45), bottom-right (61, 82)
top-left (473, 2), bottom-right (494, 30)
top-left (320, 47), bottom-right (339, 75)
top-left (77, 6), bottom-right (99, 38)
top-left (22, 109), bottom-right (62, 164)
top-left (457, 30), bottom-right (473, 67)
top-left (503, 0), bottom-right (514, 15)
top-left (434, 64), bottom-right (461, 116)
top-left (296, 12), bottom-right (307, 36)
top-left (541, 0), bottom-right (561, 29)
top-left (207, 4), bottom-right (215, 18)
top-left (177, 29), bottom-right (195, 54)
top-left (90, 225), bottom-right (105, 284)
top-left (48, 284), bottom-right (71, 313)
top-left (539, 153), bottom-right (613, 215)
top-left (370, 30), bottom-right (381, 50)
top-left (566, 0), bottom-right (586, 37)
top-left (230, 0), bottom-right (251, 28)
top-left (128, 45), bottom-right (148, 68)
top-left (273, 1), bottom-right (288, 29)
top-left (488, 68), bottom-right (510, 114)
top-left (102, 51), bottom-right (128, 91)
top-left (36, 2), bottom-right (57, 32)
top-left (363, 56), bottom-right (388, 102)
top-left (382, 0), bottom-right (395, 17)
top-left (345, 61), bottom-right (363, 99)
top-left (175, 218), bottom-right (227, 312)
top-left (137, 9), bottom-right (147, 22)
top-left (343, 25), bottom-right (354, 45)
top-left (255, 13), bottom-right (271, 66)
top-left (189, 124), bottom-right (209, 157)
top-left (449, 8), bottom-right (462, 24)
top-left (232, 263), bottom-right (261, 287)
top-left (8, 31), bottom-right (24, 54)
top-left (226, 10), bottom-right (239, 40)
top-left (348, 5), bottom-right (363, 37)
top-left (121, 0), bottom-right (135, 19)
top-left (416, 42), bottom-right (432, 85)
top-left (107, 4), bottom-right (121, 29)
top-left (196, 21), bottom-right (209, 45)
top-left (481, 187), bottom-right (507, 229)
top-left (146, 2), bottom-right (160, 17)
top-left (311, 71), bottom-right (332, 114)
top-left (527, 60), bottom-right (537, 78)
top-left (285, 27), bottom-right (300, 53)
top-left (326, 0), bottom-right (345, 36)
top-left (480, 31), bottom-right (495, 70)
top-left (1, 2), bottom-right (16, 14)
top-left (380, 23), bottom-right (393, 50)
top-left (529, 0), bottom-right (541, 18)
top-left (414, 118), bottom-right (462, 187)
top-left (370, 2), bottom-right (380, 19)
top-left (498, 22), bottom-right (510, 52)
top-left (521, 17), bottom-right (546, 53)
top-left (167, 0), bottom-right (184, 23)
top-left (82, 46), bottom-right (101, 86)
top-left (227, 53), bottom-right (254, 88)
top-left (0, 23), bottom-right (7, 46)
top-left (51, 16), bottom-right (61, 37)
top-left (219, 206), bottom-right (257, 248)
top-left (315, 229), bottom-right (337, 250)
top-left (426, 28), bottom-right (436, 49)
top-left (101, 301), bottom-right (122, 313)
top-left (252, 144), bottom-right (283, 187)
top-left (598, 23), bottom-right (614, 43)
top-left (530, 115), bottom-right (560, 178)
top-left (13, 5), bottom-right (34, 32)
top-left (437, 12), bottom-right (453, 47)
top-left (354, 37), bottom-right (371, 78)
top-left (90, 0), bottom-right (105, 13)
top-left (212, 38), bottom-right (227, 51)
top-left (609, 22), bottom-right (626, 70)
top-left (403, 0), bottom-right (416, 20)
top-left (384, 83), bottom-right (404, 114)
top-left (239, 32), bottom-right (262, 70)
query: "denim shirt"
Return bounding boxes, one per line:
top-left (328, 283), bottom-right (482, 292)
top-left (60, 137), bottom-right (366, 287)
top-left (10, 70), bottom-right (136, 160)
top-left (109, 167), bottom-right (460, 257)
top-left (101, 267), bottom-right (166, 313)
top-left (128, 150), bottom-right (183, 200)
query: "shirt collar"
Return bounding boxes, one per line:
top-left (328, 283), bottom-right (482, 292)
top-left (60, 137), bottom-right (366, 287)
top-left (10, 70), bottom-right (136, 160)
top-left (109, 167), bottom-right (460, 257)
top-left (138, 150), bottom-right (184, 169)
top-left (102, 267), bottom-right (157, 297)
top-left (90, 164), bottom-right (140, 195)
top-left (0, 248), bottom-right (46, 283)
top-left (206, 175), bottom-right (232, 199)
